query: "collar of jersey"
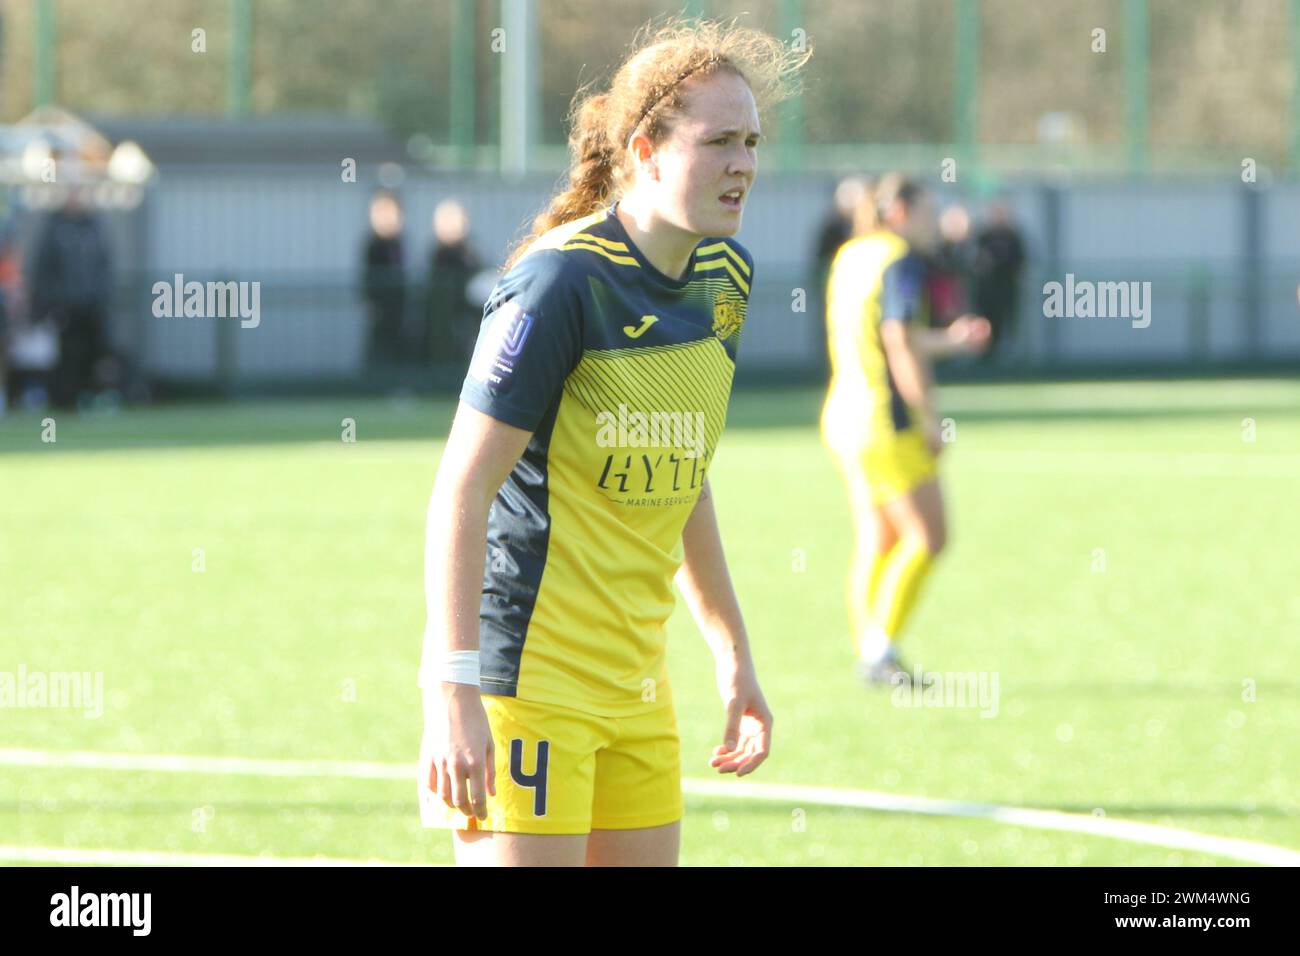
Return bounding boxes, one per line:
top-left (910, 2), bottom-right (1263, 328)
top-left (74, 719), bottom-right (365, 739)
top-left (605, 201), bottom-right (700, 291)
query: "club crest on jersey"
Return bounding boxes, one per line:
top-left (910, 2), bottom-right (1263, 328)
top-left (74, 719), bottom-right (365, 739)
top-left (711, 298), bottom-right (743, 341)
top-left (470, 301), bottom-right (535, 386)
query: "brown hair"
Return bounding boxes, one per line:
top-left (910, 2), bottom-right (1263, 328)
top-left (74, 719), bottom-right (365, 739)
top-left (504, 15), bottom-right (812, 270)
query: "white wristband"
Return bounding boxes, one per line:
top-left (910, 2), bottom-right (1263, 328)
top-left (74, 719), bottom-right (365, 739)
top-left (426, 650), bottom-right (480, 688)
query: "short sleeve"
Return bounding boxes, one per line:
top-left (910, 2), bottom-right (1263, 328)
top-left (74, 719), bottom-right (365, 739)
top-left (880, 253), bottom-right (927, 324)
top-left (459, 250), bottom-right (583, 432)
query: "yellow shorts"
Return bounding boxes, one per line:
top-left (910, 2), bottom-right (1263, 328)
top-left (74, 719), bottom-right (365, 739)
top-left (418, 693), bottom-right (684, 835)
top-left (861, 427), bottom-right (938, 505)
top-left (821, 399), bottom-right (938, 506)
top-left (824, 424), bottom-right (937, 507)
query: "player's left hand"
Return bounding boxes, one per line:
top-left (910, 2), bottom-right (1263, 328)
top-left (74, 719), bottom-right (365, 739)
top-left (711, 660), bottom-right (773, 777)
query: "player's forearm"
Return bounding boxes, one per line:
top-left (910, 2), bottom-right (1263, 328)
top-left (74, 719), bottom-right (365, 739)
top-left (915, 327), bottom-right (967, 360)
top-left (885, 338), bottom-right (937, 425)
top-left (419, 477), bottom-right (492, 694)
top-left (675, 481), bottom-right (754, 668)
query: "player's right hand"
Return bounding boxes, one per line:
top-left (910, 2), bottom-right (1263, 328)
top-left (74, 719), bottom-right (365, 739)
top-left (949, 314), bottom-right (992, 354)
top-left (924, 418), bottom-right (945, 457)
top-left (421, 683), bottom-right (496, 820)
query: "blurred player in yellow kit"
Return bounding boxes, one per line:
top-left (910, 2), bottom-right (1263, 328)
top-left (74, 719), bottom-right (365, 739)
top-left (821, 175), bottom-right (991, 684)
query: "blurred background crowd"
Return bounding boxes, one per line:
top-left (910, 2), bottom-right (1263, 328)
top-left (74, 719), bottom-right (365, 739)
top-left (1, 0), bottom-right (1298, 414)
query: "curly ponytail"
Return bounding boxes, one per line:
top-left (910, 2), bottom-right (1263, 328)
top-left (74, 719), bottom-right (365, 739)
top-left (552, 92), bottom-right (618, 226)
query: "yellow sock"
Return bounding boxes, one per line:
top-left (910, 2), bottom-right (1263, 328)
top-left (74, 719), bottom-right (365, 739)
top-left (848, 539), bottom-right (894, 654)
top-left (872, 537), bottom-right (936, 643)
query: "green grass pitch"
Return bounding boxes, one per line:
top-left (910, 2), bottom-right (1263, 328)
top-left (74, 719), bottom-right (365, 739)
top-left (2, 379), bottom-right (1297, 865)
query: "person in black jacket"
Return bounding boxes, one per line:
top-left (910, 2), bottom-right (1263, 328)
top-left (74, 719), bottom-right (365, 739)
top-left (971, 201), bottom-right (1026, 359)
top-left (361, 190), bottom-right (407, 368)
top-left (427, 199), bottom-right (482, 369)
top-left (30, 190), bottom-right (113, 409)
top-left (813, 175), bottom-right (870, 291)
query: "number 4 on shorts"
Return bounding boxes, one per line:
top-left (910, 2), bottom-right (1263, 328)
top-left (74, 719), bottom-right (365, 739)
top-left (509, 738), bottom-right (550, 816)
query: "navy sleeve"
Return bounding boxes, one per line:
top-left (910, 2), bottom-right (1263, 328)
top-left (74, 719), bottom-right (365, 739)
top-left (459, 250), bottom-right (583, 432)
top-left (880, 252), bottom-right (927, 324)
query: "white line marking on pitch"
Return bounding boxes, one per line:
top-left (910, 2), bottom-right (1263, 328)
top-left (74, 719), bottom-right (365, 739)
top-left (0, 748), bottom-right (409, 780)
top-left (682, 778), bottom-right (1299, 867)
top-left (3, 747), bottom-right (1296, 866)
top-left (0, 846), bottom-right (433, 867)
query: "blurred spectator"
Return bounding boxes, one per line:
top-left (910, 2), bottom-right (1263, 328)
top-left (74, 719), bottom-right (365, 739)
top-left (971, 201), bottom-right (1026, 358)
top-left (811, 176), bottom-right (873, 378)
top-left (427, 199), bottom-right (481, 367)
top-left (814, 175), bottom-right (871, 285)
top-left (30, 189), bottom-right (114, 409)
top-left (2, 231), bottom-right (55, 410)
top-left (928, 204), bottom-right (973, 328)
top-left (0, 235), bottom-right (9, 416)
top-left (360, 189), bottom-right (407, 368)
top-left (850, 177), bottom-right (880, 238)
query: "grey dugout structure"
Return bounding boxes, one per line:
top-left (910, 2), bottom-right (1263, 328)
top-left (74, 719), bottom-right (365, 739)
top-left (90, 163), bottom-right (1300, 392)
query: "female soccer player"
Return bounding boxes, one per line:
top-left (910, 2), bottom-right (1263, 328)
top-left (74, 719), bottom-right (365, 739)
top-left (821, 174), bottom-right (991, 685)
top-left (418, 18), bottom-right (809, 866)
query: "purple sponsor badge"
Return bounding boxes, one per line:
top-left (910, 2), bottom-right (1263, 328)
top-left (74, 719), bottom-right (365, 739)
top-left (470, 301), bottom-right (535, 386)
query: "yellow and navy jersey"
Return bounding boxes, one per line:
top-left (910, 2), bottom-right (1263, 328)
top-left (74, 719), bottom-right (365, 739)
top-left (822, 230), bottom-right (929, 445)
top-left (456, 201), bottom-right (753, 717)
